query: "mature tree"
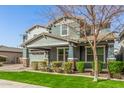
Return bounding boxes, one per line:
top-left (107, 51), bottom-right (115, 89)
top-left (42, 5), bottom-right (124, 82)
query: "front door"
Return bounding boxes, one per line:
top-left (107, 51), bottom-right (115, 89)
top-left (57, 47), bottom-right (69, 62)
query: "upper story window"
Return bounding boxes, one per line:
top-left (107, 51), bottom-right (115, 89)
top-left (60, 24), bottom-right (69, 36)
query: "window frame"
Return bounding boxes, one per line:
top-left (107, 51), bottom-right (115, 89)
top-left (60, 24), bottom-right (69, 36)
top-left (57, 47), bottom-right (69, 62)
top-left (85, 46), bottom-right (106, 63)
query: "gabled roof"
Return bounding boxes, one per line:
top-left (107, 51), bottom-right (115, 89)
top-left (21, 32), bottom-right (78, 47)
top-left (0, 45), bottom-right (22, 53)
top-left (26, 25), bottom-right (47, 33)
top-left (47, 15), bottom-right (84, 28)
top-left (22, 31), bottom-right (116, 47)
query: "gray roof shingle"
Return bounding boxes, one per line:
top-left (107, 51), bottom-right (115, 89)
top-left (0, 45), bottom-right (22, 53)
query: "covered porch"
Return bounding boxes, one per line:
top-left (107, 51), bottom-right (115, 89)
top-left (21, 33), bottom-right (78, 67)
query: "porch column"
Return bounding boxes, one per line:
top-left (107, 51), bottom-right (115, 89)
top-left (68, 43), bottom-right (76, 71)
top-left (47, 50), bottom-right (51, 68)
top-left (107, 43), bottom-right (116, 79)
top-left (107, 43), bottom-right (116, 62)
top-left (22, 48), bottom-right (29, 67)
top-left (68, 44), bottom-right (74, 61)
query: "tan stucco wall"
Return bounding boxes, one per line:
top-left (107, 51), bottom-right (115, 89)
top-left (0, 51), bottom-right (22, 64)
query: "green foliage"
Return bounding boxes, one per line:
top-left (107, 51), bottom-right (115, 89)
top-left (52, 61), bottom-right (63, 73)
top-left (76, 61), bottom-right (84, 73)
top-left (38, 61), bottom-right (47, 71)
top-left (1, 71), bottom-right (124, 87)
top-left (39, 61), bottom-right (47, 67)
top-left (64, 62), bottom-right (73, 73)
top-left (31, 61), bottom-right (38, 70)
top-left (52, 61), bottom-right (62, 68)
top-left (108, 61), bottom-right (124, 74)
top-left (0, 56), bottom-right (6, 62)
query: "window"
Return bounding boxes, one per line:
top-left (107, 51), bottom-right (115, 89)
top-left (86, 47), bottom-right (105, 62)
top-left (61, 24), bottom-right (68, 36)
top-left (57, 48), bottom-right (69, 62)
top-left (58, 49), bottom-right (64, 61)
top-left (87, 48), bottom-right (93, 62)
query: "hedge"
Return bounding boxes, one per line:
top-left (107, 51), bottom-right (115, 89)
top-left (31, 61), bottom-right (39, 70)
top-left (64, 62), bottom-right (73, 73)
top-left (76, 61), bottom-right (84, 73)
top-left (52, 61), bottom-right (63, 73)
top-left (108, 61), bottom-right (124, 74)
top-left (38, 61), bottom-right (47, 71)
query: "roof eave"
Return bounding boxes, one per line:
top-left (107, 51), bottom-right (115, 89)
top-left (20, 33), bottom-right (78, 47)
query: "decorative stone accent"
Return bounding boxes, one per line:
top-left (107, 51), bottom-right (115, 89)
top-left (22, 58), bottom-right (29, 67)
top-left (68, 43), bottom-right (78, 71)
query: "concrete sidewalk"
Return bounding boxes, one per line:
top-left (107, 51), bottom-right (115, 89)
top-left (0, 79), bottom-right (47, 88)
top-left (0, 64), bottom-right (31, 71)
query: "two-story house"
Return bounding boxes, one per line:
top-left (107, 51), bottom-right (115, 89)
top-left (21, 16), bottom-right (116, 68)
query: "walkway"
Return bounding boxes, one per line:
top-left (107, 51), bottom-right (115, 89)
top-left (0, 79), bottom-right (47, 88)
top-left (0, 64), bottom-right (31, 71)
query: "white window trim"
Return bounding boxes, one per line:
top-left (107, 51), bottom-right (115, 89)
top-left (60, 24), bottom-right (69, 36)
top-left (57, 47), bottom-right (69, 62)
top-left (85, 45), bottom-right (106, 63)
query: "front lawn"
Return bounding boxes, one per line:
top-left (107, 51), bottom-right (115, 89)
top-left (0, 71), bottom-right (124, 88)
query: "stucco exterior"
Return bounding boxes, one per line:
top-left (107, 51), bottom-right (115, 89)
top-left (0, 46), bottom-right (22, 64)
top-left (0, 51), bottom-right (22, 64)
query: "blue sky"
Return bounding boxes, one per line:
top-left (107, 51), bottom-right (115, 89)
top-left (0, 5), bottom-right (52, 47)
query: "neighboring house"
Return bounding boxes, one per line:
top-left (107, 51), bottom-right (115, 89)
top-left (21, 16), bottom-right (116, 68)
top-left (0, 45), bottom-right (22, 64)
top-left (119, 31), bottom-right (124, 61)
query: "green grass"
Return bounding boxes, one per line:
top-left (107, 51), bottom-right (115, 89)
top-left (0, 71), bottom-right (124, 88)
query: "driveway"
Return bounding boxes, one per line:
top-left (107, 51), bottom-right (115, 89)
top-left (0, 64), bottom-right (31, 71)
top-left (0, 64), bottom-right (47, 88)
top-left (0, 79), bottom-right (46, 88)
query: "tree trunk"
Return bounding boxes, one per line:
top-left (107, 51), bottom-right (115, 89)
top-left (93, 36), bottom-right (99, 82)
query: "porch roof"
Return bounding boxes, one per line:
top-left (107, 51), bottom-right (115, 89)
top-left (79, 32), bottom-right (116, 42)
top-left (21, 32), bottom-right (78, 47)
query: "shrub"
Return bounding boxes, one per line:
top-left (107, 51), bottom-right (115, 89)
top-left (64, 62), bottom-right (73, 73)
top-left (52, 61), bottom-right (62, 67)
top-left (31, 61), bottom-right (38, 70)
top-left (108, 61), bottom-right (124, 79)
top-left (76, 61), bottom-right (85, 73)
top-left (38, 61), bottom-right (47, 71)
top-left (108, 61), bottom-right (124, 75)
top-left (92, 61), bottom-right (103, 73)
top-left (52, 61), bottom-right (63, 73)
